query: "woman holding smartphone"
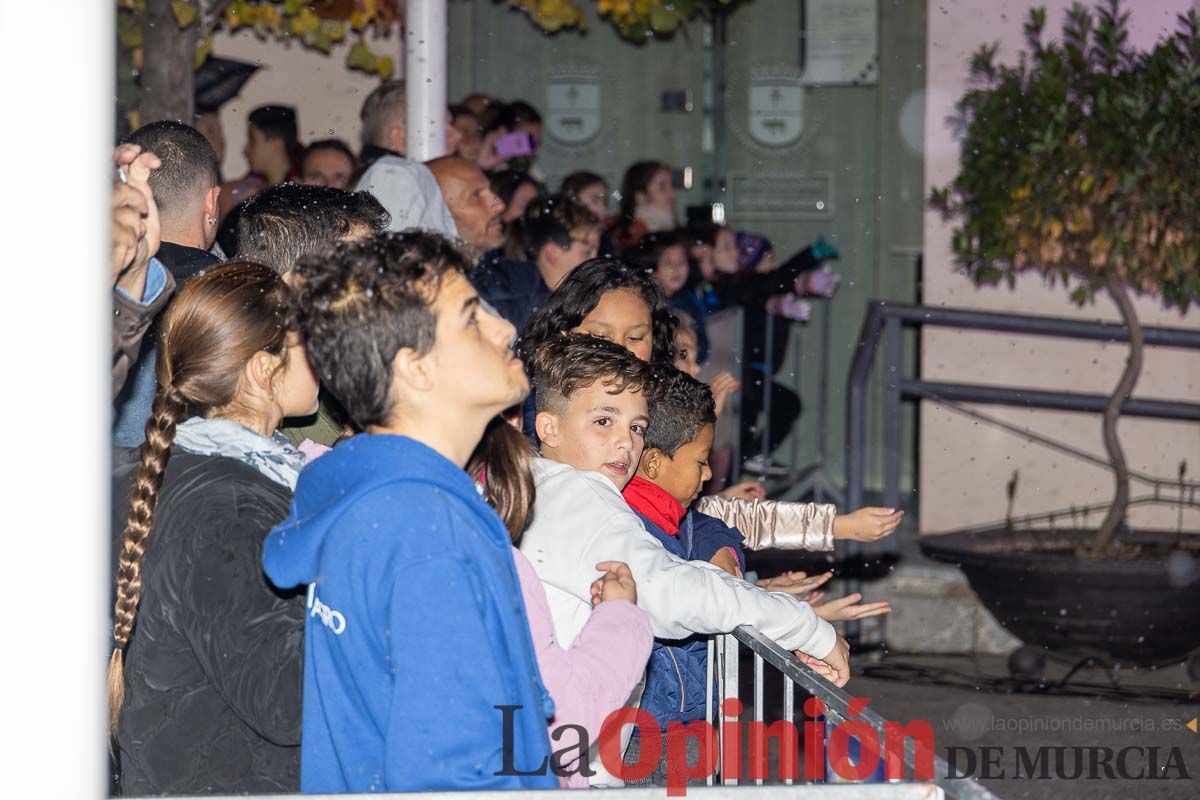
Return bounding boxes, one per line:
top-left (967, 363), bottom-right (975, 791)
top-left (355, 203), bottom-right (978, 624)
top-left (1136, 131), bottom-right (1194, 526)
top-left (476, 100), bottom-right (543, 175)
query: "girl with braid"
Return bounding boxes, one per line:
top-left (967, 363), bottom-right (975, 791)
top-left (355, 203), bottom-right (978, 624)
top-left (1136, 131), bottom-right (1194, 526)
top-left (107, 262), bottom-right (319, 795)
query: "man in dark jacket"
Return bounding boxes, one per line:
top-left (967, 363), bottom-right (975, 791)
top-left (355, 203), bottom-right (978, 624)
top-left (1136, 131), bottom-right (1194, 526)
top-left (113, 122), bottom-right (222, 445)
top-left (472, 195), bottom-right (600, 332)
top-left (123, 121), bottom-right (223, 280)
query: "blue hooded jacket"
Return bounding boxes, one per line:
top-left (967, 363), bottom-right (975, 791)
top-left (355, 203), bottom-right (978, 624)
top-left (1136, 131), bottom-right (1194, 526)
top-left (262, 434), bottom-right (558, 793)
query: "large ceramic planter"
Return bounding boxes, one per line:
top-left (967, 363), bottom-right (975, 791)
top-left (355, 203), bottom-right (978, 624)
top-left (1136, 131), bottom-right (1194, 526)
top-left (921, 528), bottom-right (1200, 667)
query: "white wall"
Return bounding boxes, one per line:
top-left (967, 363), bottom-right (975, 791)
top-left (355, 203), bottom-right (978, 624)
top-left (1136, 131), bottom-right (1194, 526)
top-left (921, 0), bottom-right (1200, 535)
top-left (0, 0), bottom-right (109, 794)
top-left (210, 27), bottom-right (400, 178)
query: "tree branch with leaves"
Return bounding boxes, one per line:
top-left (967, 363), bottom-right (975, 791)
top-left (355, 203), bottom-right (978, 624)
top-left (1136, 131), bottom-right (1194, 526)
top-left (118, 0), bottom-right (751, 127)
top-left (930, 0), bottom-right (1200, 550)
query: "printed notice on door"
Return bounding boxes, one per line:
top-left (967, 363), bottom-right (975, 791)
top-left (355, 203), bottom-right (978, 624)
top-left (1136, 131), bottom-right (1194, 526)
top-left (803, 0), bottom-right (878, 86)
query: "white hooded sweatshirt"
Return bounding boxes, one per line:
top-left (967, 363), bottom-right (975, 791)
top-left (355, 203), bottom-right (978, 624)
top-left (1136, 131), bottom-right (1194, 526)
top-left (519, 458), bottom-right (838, 786)
top-left (519, 458), bottom-right (837, 658)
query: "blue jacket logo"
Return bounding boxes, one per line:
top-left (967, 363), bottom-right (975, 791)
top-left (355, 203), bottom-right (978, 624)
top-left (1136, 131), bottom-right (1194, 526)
top-left (307, 583), bottom-right (347, 635)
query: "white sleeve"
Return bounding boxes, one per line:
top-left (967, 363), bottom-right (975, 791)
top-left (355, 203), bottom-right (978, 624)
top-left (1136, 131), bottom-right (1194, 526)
top-left (572, 513), bottom-right (837, 659)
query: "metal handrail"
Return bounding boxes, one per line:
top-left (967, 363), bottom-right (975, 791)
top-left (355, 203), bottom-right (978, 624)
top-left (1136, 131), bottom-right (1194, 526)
top-left (844, 301), bottom-right (1200, 638)
top-left (705, 626), bottom-right (998, 799)
top-left (846, 300), bottom-right (1200, 512)
top-left (859, 303), bottom-right (1200, 348)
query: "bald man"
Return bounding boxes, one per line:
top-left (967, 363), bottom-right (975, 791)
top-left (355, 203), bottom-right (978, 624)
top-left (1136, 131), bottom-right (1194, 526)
top-left (427, 157), bottom-right (506, 255)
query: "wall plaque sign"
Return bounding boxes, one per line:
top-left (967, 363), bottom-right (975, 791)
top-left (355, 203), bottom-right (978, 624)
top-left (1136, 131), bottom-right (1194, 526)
top-left (749, 69), bottom-right (805, 148)
top-left (546, 65), bottom-right (602, 146)
top-left (803, 0), bottom-right (879, 86)
top-left (727, 171), bottom-right (834, 221)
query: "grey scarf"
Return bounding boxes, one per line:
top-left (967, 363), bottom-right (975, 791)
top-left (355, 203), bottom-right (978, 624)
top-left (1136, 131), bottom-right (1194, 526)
top-left (174, 417), bottom-right (305, 490)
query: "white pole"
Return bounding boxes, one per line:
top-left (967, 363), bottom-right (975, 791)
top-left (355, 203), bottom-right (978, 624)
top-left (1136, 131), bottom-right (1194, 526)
top-left (406, 0), bottom-right (449, 161)
top-left (0, 0), bottom-right (108, 795)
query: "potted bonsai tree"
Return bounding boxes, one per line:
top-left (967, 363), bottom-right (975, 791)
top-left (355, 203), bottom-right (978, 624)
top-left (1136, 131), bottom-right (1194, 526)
top-left (925, 0), bottom-right (1200, 668)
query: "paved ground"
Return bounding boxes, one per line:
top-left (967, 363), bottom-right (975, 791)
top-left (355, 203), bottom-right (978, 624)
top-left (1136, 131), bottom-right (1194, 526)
top-left (822, 654), bottom-right (1199, 799)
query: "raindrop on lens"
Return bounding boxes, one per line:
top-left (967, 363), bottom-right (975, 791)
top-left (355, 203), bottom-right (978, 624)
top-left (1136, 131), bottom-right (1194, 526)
top-left (1165, 550), bottom-right (1197, 588)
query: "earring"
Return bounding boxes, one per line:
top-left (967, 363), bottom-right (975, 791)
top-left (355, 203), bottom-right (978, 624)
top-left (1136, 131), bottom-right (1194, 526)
top-left (206, 216), bottom-right (217, 226)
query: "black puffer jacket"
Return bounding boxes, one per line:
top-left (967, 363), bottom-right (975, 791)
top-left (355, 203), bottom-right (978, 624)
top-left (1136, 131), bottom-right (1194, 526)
top-left (111, 451), bottom-right (304, 795)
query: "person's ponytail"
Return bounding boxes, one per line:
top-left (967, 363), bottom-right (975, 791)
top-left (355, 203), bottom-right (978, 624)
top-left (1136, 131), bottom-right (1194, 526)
top-left (107, 384), bottom-right (185, 733)
top-left (106, 261), bottom-right (293, 736)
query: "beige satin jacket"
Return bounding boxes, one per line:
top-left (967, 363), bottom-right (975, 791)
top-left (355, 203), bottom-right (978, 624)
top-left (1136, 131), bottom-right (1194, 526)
top-left (694, 496), bottom-right (836, 552)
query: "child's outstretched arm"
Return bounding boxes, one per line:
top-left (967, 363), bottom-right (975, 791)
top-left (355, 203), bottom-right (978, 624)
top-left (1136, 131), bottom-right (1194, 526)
top-left (833, 507), bottom-right (905, 542)
top-left (811, 592), bottom-right (892, 622)
top-left (693, 494), bottom-right (838, 551)
top-left (756, 569), bottom-right (833, 597)
top-left (695, 495), bottom-right (904, 551)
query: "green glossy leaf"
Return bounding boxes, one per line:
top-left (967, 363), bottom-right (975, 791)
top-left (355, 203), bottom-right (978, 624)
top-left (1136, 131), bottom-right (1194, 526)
top-left (649, 5), bottom-right (680, 33)
top-left (172, 0), bottom-right (196, 28)
top-left (347, 43), bottom-right (375, 70)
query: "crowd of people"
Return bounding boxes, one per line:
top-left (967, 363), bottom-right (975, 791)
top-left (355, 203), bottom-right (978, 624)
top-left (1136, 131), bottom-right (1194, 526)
top-left (106, 80), bottom-right (904, 795)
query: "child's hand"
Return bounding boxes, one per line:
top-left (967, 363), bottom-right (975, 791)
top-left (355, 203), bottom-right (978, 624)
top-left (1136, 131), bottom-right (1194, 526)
top-left (708, 548), bottom-right (742, 578)
top-left (794, 651), bottom-right (842, 685)
top-left (708, 371), bottom-right (740, 417)
top-left (766, 294), bottom-right (812, 322)
top-left (796, 266), bottom-right (842, 298)
top-left (796, 635), bottom-right (850, 687)
top-left (812, 593), bottom-right (891, 622)
top-left (718, 480), bottom-right (766, 501)
top-left (757, 570), bottom-right (833, 597)
top-left (591, 561), bottom-right (637, 606)
top-left (833, 507), bottom-right (904, 542)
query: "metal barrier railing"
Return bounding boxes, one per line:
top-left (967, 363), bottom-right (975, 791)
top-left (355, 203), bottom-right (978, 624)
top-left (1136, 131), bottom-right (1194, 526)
top-left (844, 301), bottom-right (1200, 641)
top-left (847, 300), bottom-right (1200, 516)
top-left (705, 626), bottom-right (999, 799)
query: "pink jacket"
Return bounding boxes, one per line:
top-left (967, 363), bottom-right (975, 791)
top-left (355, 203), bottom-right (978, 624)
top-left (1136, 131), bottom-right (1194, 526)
top-left (511, 547), bottom-right (652, 788)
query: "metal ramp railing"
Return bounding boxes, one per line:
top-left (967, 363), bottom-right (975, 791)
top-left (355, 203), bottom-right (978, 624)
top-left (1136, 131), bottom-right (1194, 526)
top-left (705, 626), bottom-right (999, 799)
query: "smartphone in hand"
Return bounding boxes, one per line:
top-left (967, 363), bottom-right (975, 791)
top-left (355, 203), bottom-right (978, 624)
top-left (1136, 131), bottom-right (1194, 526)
top-left (494, 131), bottom-right (536, 159)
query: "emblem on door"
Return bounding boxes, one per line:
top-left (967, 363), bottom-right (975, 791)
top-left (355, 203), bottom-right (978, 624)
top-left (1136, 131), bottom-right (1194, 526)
top-left (547, 68), bottom-right (602, 146)
top-left (748, 71), bottom-right (804, 147)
